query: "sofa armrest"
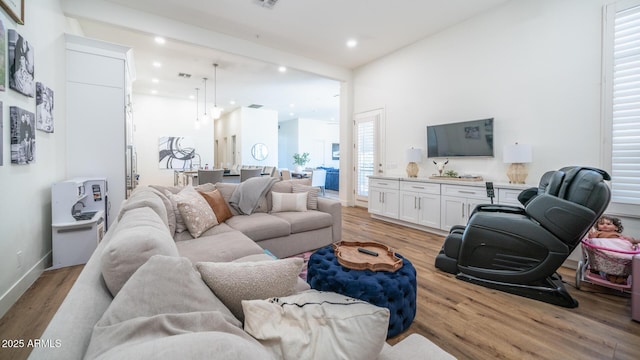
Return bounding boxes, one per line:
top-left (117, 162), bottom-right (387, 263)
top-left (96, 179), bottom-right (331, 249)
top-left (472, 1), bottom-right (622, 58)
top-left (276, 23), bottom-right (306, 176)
top-left (377, 334), bottom-right (455, 360)
top-left (317, 197), bottom-right (342, 242)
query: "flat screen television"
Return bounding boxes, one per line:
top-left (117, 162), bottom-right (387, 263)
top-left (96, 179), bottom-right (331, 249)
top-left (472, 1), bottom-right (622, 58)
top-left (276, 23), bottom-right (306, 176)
top-left (426, 118), bottom-right (494, 158)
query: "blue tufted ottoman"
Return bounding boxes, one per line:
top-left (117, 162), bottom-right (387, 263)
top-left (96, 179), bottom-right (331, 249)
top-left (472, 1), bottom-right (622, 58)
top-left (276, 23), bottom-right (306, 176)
top-left (306, 245), bottom-right (417, 338)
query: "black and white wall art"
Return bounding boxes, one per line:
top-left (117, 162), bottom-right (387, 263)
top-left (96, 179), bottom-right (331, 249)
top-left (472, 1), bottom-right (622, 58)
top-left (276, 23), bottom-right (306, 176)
top-left (8, 29), bottom-right (34, 97)
top-left (0, 20), bottom-right (6, 92)
top-left (36, 82), bottom-right (54, 132)
top-left (0, 101), bottom-right (3, 166)
top-left (158, 136), bottom-right (199, 169)
top-left (10, 106), bottom-right (35, 165)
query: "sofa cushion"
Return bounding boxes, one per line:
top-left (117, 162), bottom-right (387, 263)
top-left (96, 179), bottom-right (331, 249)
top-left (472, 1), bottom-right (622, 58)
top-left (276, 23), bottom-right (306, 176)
top-left (199, 189), bottom-right (233, 223)
top-left (225, 213), bottom-right (291, 241)
top-left (233, 253), bottom-right (311, 293)
top-left (196, 257), bottom-right (303, 322)
top-left (118, 186), bottom-right (169, 230)
top-left (101, 207), bottom-right (179, 296)
top-left (176, 230), bottom-right (264, 263)
top-left (173, 186), bottom-right (218, 238)
top-left (151, 187), bottom-right (177, 235)
top-left (292, 183), bottom-right (320, 210)
top-left (242, 290), bottom-right (390, 360)
top-left (271, 192), bottom-right (308, 213)
top-left (271, 210), bottom-right (333, 234)
top-left (173, 222), bottom-right (236, 242)
top-left (85, 255), bottom-right (268, 359)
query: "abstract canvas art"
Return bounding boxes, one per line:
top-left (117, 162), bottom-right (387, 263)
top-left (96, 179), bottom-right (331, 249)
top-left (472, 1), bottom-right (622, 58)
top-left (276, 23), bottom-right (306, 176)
top-left (0, 20), bottom-right (5, 92)
top-left (10, 106), bottom-right (35, 164)
top-left (8, 29), bottom-right (34, 97)
top-left (158, 136), bottom-right (199, 169)
top-left (36, 82), bottom-right (54, 132)
top-left (0, 101), bottom-right (3, 166)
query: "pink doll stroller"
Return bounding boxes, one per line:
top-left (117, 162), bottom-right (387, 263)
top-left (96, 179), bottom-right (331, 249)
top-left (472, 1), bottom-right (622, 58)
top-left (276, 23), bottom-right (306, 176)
top-left (577, 237), bottom-right (638, 290)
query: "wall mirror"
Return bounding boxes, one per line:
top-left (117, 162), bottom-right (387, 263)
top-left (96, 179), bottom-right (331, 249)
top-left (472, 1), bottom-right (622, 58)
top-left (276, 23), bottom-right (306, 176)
top-left (251, 143), bottom-right (269, 161)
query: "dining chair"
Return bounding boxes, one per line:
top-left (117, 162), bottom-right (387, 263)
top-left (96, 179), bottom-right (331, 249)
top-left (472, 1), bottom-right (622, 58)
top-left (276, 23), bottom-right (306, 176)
top-left (311, 169), bottom-right (327, 196)
top-left (198, 169), bottom-right (224, 185)
top-left (240, 168), bottom-right (263, 182)
top-left (281, 169), bottom-right (291, 180)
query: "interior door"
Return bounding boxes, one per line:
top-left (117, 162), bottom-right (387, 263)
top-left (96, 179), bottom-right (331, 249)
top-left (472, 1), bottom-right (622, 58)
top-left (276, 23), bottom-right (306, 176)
top-left (354, 109), bottom-right (383, 207)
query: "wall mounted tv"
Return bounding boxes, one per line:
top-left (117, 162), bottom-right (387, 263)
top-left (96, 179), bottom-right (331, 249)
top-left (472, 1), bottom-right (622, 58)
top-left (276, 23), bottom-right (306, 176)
top-left (426, 118), bottom-right (494, 158)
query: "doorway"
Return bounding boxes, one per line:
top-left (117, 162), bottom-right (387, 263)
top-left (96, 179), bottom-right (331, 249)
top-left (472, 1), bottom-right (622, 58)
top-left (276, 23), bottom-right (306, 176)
top-left (353, 109), bottom-right (384, 207)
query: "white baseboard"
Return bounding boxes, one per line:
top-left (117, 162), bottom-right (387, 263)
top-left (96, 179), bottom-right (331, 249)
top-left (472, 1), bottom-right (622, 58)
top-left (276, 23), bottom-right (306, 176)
top-left (0, 251), bottom-right (52, 318)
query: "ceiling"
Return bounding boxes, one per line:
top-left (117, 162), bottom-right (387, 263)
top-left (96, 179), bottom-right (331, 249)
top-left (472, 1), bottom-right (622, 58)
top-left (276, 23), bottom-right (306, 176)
top-left (68, 0), bottom-right (509, 122)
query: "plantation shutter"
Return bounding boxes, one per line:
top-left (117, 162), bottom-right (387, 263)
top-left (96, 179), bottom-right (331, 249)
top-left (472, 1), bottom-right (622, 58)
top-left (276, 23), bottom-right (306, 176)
top-left (356, 119), bottom-right (375, 197)
top-left (612, 3), bottom-right (640, 205)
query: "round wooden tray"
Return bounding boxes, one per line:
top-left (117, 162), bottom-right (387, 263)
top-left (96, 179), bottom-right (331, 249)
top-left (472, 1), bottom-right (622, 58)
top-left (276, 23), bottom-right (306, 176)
top-left (332, 241), bottom-right (403, 272)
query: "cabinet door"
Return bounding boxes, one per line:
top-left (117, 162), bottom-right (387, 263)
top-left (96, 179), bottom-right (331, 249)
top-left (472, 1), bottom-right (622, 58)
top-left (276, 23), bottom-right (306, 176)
top-left (399, 191), bottom-right (420, 223)
top-left (381, 189), bottom-right (399, 219)
top-left (368, 187), bottom-right (384, 215)
top-left (441, 196), bottom-right (466, 231)
top-left (418, 193), bottom-right (441, 228)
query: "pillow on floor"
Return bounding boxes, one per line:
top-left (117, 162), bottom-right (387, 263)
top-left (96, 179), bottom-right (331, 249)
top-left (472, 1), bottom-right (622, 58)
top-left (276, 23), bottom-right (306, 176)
top-left (242, 290), bottom-right (390, 360)
top-left (196, 258), bottom-right (303, 321)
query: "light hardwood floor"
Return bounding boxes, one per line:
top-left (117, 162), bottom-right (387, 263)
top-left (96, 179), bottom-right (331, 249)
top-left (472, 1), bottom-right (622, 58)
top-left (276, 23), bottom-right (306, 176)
top-left (1, 206), bottom-right (639, 360)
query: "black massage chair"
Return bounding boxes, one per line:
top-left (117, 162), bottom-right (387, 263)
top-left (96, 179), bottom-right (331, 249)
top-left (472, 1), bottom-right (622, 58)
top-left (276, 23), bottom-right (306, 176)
top-left (434, 166), bottom-right (611, 307)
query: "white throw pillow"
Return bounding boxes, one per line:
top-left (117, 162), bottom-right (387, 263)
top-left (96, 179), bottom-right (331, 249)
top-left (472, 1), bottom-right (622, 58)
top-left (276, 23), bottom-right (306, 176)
top-left (196, 258), bottom-right (303, 322)
top-left (242, 290), bottom-right (390, 360)
top-left (271, 191), bottom-right (307, 213)
top-left (292, 183), bottom-right (320, 210)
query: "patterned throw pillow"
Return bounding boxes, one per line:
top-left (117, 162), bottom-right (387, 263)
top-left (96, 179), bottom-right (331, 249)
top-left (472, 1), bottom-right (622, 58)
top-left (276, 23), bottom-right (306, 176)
top-left (172, 186), bottom-right (218, 238)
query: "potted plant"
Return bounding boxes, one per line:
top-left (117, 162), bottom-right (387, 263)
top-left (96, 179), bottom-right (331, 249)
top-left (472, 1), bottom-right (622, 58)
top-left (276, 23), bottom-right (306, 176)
top-left (293, 152), bottom-right (310, 173)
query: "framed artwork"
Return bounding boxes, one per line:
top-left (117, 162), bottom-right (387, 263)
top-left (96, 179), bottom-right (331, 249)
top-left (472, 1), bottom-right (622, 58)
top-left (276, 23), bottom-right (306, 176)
top-left (0, 19), bottom-right (5, 91)
top-left (332, 143), bottom-right (340, 160)
top-left (8, 29), bottom-right (34, 97)
top-left (10, 106), bottom-right (35, 165)
top-left (158, 136), bottom-right (199, 169)
top-left (36, 82), bottom-right (54, 132)
top-left (0, 0), bottom-right (24, 25)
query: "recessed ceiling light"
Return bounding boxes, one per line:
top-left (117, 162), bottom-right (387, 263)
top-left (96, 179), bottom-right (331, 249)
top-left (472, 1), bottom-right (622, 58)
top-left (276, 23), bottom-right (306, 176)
top-left (189, 95), bottom-right (195, 100)
top-left (278, 66), bottom-right (287, 73)
top-left (346, 39), bottom-right (358, 48)
top-left (152, 61), bottom-right (162, 68)
top-left (230, 100), bottom-right (236, 105)
top-left (289, 103), bottom-right (295, 108)
top-left (151, 78), bottom-right (159, 83)
top-left (151, 90), bottom-right (158, 95)
top-left (289, 112), bottom-right (294, 116)
top-left (154, 36), bottom-right (166, 45)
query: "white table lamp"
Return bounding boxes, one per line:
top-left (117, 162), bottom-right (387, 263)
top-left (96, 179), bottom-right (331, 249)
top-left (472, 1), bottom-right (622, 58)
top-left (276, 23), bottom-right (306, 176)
top-left (406, 148), bottom-right (422, 178)
top-left (503, 143), bottom-right (532, 184)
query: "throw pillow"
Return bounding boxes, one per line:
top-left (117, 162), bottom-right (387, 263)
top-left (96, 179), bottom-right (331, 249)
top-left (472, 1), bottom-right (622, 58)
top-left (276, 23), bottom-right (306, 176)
top-left (166, 189), bottom-right (187, 233)
top-left (271, 192), bottom-right (308, 213)
top-left (196, 257), bottom-right (303, 322)
top-left (172, 186), bottom-right (218, 238)
top-left (199, 189), bottom-right (233, 223)
top-left (292, 183), bottom-right (320, 210)
top-left (242, 290), bottom-right (390, 360)
top-left (101, 208), bottom-right (179, 296)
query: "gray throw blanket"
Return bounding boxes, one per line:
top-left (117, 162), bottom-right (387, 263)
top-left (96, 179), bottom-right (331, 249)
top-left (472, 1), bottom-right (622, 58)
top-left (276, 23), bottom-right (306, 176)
top-left (229, 176), bottom-right (278, 215)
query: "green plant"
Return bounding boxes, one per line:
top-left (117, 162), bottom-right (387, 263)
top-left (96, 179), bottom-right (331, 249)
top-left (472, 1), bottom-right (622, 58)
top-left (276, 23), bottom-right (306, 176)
top-left (293, 152), bottom-right (310, 166)
top-left (444, 170), bottom-right (458, 178)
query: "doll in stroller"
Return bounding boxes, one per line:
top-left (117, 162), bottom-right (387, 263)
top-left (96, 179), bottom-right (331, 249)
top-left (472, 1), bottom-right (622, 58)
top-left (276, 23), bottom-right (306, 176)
top-left (576, 215), bottom-right (639, 291)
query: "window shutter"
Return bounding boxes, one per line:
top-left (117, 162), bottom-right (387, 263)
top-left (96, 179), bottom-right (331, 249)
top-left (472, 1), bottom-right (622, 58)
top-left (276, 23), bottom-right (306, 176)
top-left (612, 4), bottom-right (640, 205)
top-left (356, 119), bottom-right (375, 196)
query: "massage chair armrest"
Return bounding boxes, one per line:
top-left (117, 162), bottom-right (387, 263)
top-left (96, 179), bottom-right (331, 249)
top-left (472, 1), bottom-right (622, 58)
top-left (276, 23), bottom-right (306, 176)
top-left (526, 194), bottom-right (596, 246)
top-left (517, 187), bottom-right (539, 205)
top-left (470, 204), bottom-right (526, 218)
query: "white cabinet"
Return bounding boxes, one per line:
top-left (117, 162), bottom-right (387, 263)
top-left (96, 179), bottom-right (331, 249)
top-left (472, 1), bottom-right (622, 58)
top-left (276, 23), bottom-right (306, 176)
top-left (399, 182), bottom-right (441, 228)
top-left (440, 185), bottom-right (491, 231)
top-left (65, 35), bottom-right (135, 228)
top-left (368, 178), bottom-right (399, 219)
top-left (498, 188), bottom-right (524, 206)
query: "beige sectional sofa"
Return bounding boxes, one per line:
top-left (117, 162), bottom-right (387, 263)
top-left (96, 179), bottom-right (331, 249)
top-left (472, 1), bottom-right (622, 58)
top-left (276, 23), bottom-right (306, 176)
top-left (30, 179), bottom-right (455, 359)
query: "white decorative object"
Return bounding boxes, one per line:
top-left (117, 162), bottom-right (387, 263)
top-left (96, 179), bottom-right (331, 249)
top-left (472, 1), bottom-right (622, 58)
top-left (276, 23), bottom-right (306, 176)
top-left (432, 159), bottom-right (449, 176)
top-left (503, 143), bottom-right (532, 184)
top-left (405, 148), bottom-right (422, 177)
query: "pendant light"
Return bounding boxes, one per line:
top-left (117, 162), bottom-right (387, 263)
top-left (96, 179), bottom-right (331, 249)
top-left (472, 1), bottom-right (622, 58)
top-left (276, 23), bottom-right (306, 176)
top-left (194, 87), bottom-right (201, 130)
top-left (212, 63), bottom-right (223, 119)
top-left (201, 77), bottom-right (210, 125)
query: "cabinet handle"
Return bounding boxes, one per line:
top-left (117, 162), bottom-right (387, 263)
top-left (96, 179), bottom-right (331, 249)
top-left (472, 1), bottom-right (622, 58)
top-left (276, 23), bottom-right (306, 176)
top-left (412, 186), bottom-right (425, 189)
top-left (379, 182), bottom-right (388, 186)
top-left (418, 198), bottom-right (421, 210)
top-left (382, 192), bottom-right (385, 203)
top-left (467, 204), bottom-right (471, 216)
top-left (461, 203), bottom-right (465, 217)
top-left (459, 190), bottom-right (476, 195)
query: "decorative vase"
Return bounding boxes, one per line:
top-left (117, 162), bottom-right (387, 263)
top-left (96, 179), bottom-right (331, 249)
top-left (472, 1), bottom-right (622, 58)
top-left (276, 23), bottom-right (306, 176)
top-left (294, 165), bottom-right (303, 173)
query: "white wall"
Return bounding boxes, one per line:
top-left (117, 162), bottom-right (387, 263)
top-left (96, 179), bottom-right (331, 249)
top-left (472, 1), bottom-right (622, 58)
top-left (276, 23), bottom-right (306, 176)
top-left (238, 107), bottom-right (278, 167)
top-left (278, 118), bottom-right (339, 169)
top-left (0, 1), bottom-right (76, 317)
top-left (354, 0), bottom-right (610, 184)
top-left (134, 94), bottom-right (214, 186)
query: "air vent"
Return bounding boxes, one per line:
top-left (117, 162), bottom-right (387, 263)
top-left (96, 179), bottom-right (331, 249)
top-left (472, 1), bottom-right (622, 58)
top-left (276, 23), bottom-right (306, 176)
top-left (255, 0), bottom-right (279, 9)
top-left (178, 73), bottom-right (192, 78)
top-left (248, 104), bottom-right (263, 109)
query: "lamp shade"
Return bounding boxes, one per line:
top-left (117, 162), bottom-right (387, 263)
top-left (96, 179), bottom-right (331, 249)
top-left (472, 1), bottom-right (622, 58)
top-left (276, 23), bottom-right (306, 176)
top-left (406, 148), bottom-right (422, 163)
top-left (503, 144), bottom-right (532, 163)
